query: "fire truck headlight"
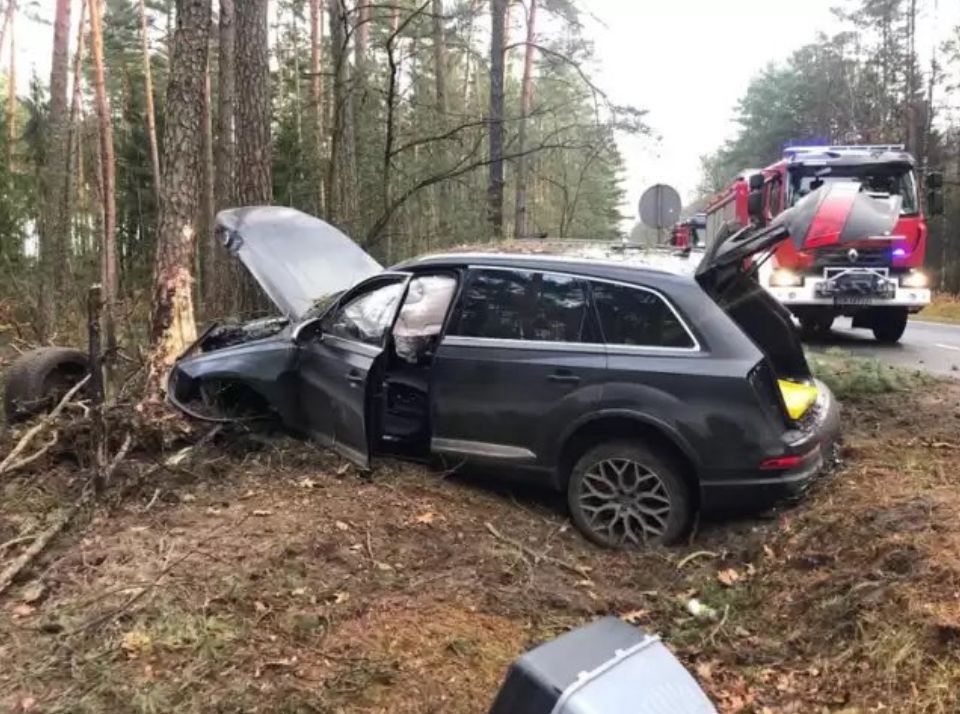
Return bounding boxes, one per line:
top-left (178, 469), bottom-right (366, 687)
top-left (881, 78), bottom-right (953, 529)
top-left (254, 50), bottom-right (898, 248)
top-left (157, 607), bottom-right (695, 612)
top-left (771, 269), bottom-right (803, 287)
top-left (902, 271), bottom-right (928, 288)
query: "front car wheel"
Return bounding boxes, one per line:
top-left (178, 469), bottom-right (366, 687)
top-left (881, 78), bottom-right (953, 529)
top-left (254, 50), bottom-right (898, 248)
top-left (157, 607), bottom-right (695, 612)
top-left (567, 441), bottom-right (691, 548)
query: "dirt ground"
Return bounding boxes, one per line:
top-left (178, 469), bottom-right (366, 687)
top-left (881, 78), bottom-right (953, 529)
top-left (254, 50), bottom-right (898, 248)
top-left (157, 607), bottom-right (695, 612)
top-left (2, 376), bottom-right (960, 713)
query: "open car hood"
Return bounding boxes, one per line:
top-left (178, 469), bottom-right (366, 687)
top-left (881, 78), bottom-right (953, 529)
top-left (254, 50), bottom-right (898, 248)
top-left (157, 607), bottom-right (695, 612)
top-left (217, 207), bottom-right (383, 320)
top-left (697, 182), bottom-right (901, 277)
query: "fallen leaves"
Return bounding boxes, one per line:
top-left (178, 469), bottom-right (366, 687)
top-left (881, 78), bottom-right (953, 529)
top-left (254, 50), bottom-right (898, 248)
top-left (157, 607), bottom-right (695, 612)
top-left (413, 511), bottom-right (438, 525)
top-left (716, 568), bottom-right (742, 587)
top-left (120, 629), bottom-right (152, 657)
top-left (620, 608), bottom-right (649, 625)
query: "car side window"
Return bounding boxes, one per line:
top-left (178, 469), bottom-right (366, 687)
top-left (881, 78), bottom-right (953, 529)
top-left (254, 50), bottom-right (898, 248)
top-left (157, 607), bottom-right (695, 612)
top-left (590, 281), bottom-right (694, 349)
top-left (451, 269), bottom-right (594, 343)
top-left (323, 280), bottom-right (406, 347)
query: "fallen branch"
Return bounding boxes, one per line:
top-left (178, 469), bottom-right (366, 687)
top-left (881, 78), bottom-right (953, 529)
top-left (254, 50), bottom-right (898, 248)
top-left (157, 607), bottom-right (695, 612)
top-left (484, 521), bottom-right (591, 579)
top-left (676, 550), bottom-right (719, 569)
top-left (0, 375), bottom-right (91, 476)
top-left (0, 509), bottom-right (74, 596)
top-left (3, 430), bottom-right (59, 474)
top-left (0, 432), bottom-right (132, 598)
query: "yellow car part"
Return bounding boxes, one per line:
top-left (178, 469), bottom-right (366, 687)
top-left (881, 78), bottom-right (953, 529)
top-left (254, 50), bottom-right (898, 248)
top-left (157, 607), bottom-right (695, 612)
top-left (777, 379), bottom-right (819, 421)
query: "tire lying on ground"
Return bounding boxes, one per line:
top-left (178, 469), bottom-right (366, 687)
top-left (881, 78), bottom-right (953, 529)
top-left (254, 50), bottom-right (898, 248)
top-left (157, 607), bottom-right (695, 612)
top-left (3, 347), bottom-right (90, 423)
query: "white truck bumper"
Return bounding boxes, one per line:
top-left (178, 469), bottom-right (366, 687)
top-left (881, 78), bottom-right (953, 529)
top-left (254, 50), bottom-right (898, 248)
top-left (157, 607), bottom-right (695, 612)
top-left (767, 280), bottom-right (931, 310)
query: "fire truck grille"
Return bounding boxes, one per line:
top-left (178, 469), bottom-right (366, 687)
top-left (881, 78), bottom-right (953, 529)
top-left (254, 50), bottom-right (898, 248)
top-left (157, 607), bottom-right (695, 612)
top-left (814, 246), bottom-right (889, 269)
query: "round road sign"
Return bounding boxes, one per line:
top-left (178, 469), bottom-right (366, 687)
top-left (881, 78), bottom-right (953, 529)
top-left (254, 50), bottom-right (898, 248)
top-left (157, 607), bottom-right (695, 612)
top-left (638, 184), bottom-right (682, 229)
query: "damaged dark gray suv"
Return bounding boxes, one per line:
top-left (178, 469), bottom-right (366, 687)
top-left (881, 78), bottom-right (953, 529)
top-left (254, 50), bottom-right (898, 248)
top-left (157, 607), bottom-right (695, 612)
top-left (170, 185), bottom-right (895, 547)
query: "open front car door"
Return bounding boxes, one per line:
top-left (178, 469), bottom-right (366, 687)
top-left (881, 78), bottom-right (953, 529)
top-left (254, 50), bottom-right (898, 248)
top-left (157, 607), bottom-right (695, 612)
top-left (296, 272), bottom-right (412, 468)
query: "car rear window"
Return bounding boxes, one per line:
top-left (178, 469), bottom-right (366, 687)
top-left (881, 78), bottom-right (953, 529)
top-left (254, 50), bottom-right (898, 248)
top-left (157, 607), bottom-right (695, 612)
top-left (451, 269), bottom-right (596, 343)
top-left (590, 281), bottom-right (695, 349)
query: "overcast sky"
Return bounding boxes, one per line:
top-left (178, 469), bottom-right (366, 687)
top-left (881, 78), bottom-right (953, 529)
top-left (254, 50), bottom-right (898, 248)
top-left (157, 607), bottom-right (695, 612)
top-left (580, 0), bottom-right (959, 221)
top-left (11, 0), bottom-right (960, 224)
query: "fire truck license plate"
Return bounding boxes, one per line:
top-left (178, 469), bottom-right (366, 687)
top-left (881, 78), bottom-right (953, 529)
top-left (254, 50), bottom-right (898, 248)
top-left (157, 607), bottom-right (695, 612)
top-left (834, 296), bottom-right (879, 306)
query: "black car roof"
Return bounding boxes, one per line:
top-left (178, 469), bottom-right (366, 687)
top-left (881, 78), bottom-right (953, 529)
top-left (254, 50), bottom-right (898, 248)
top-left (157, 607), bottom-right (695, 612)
top-left (393, 250), bottom-right (700, 288)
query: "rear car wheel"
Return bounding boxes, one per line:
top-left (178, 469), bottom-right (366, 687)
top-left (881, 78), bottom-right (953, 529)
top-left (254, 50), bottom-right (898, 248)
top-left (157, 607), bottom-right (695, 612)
top-left (871, 308), bottom-right (908, 344)
top-left (567, 440), bottom-right (691, 548)
top-left (3, 347), bottom-right (90, 423)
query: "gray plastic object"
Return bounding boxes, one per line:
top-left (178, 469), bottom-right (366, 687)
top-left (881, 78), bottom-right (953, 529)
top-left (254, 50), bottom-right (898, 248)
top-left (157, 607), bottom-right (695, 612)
top-left (487, 617), bottom-right (716, 714)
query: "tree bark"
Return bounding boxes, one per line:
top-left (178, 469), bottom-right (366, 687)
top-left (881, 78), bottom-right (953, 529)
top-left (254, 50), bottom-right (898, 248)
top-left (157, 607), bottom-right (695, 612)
top-left (487, 0), bottom-right (507, 240)
top-left (431, 0), bottom-right (450, 235)
top-left (308, 0), bottom-right (326, 216)
top-left (145, 0), bottom-right (212, 398)
top-left (38, 0), bottom-right (72, 340)
top-left (512, 0), bottom-right (537, 239)
top-left (199, 54), bottom-right (215, 311)
top-left (65, 0), bottom-right (87, 235)
top-left (207, 0), bottom-right (235, 314)
top-left (328, 0), bottom-right (356, 228)
top-left (89, 0), bottom-right (118, 354)
top-left (5, 0), bottom-right (15, 167)
top-left (235, 0), bottom-right (271, 205)
top-left (354, 0), bottom-right (369, 68)
top-left (138, 0), bottom-right (162, 204)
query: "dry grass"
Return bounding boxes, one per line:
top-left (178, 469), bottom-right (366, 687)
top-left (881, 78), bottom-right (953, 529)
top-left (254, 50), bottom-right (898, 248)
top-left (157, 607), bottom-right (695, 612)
top-left (920, 293), bottom-right (960, 324)
top-left (1, 370), bottom-right (960, 712)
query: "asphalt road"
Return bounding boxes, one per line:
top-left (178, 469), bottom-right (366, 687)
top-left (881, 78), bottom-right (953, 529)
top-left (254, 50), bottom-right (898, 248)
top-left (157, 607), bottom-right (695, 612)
top-left (808, 318), bottom-right (960, 378)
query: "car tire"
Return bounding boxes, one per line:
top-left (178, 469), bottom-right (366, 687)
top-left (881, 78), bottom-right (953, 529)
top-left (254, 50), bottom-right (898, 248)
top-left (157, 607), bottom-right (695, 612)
top-left (799, 315), bottom-right (833, 336)
top-left (3, 347), bottom-right (90, 423)
top-left (871, 308), bottom-right (908, 344)
top-left (567, 440), bottom-right (691, 548)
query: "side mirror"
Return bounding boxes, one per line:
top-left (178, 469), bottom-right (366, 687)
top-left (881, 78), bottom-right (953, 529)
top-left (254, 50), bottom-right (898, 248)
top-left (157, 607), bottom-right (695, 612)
top-left (927, 188), bottom-right (945, 216)
top-left (291, 317), bottom-right (322, 344)
top-left (748, 173), bottom-right (764, 191)
top-left (927, 171), bottom-right (943, 190)
top-left (747, 190), bottom-right (764, 222)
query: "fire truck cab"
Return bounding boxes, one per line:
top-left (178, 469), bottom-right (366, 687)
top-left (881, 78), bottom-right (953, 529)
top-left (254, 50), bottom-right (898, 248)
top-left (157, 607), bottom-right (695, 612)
top-left (705, 145), bottom-right (942, 343)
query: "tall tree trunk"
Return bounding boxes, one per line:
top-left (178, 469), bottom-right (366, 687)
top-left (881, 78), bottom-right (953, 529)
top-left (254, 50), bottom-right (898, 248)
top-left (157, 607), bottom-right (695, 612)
top-left (199, 55), bottom-right (215, 312)
top-left (38, 0), bottom-right (72, 340)
top-left (65, 0), bottom-right (87, 231)
top-left (487, 0), bottom-right (506, 240)
top-left (89, 0), bottom-right (118, 355)
top-left (328, 0), bottom-right (355, 229)
top-left (5, 0), bottom-right (15, 168)
top-left (208, 0), bottom-right (235, 314)
top-left (138, 0), bottom-right (162, 204)
top-left (512, 0), bottom-right (537, 239)
top-left (354, 0), bottom-right (369, 67)
top-left (0, 0), bottom-right (16, 67)
top-left (145, 0), bottom-right (212, 397)
top-left (309, 0), bottom-right (326, 216)
top-left (234, 0), bottom-right (270, 314)
top-left (431, 0), bottom-right (449, 238)
top-left (235, 0), bottom-right (271, 205)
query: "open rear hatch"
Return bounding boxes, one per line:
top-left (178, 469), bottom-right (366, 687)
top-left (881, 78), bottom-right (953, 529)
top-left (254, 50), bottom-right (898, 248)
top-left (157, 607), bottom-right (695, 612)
top-left (696, 183), bottom-right (901, 423)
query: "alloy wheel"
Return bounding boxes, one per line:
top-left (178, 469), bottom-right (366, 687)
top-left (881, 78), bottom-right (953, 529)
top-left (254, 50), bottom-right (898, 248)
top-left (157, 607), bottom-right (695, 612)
top-left (576, 457), bottom-right (672, 545)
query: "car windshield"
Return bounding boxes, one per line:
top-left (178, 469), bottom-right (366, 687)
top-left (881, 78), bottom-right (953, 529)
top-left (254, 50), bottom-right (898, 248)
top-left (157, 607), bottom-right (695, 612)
top-left (788, 168), bottom-right (918, 215)
top-left (302, 290), bottom-right (345, 320)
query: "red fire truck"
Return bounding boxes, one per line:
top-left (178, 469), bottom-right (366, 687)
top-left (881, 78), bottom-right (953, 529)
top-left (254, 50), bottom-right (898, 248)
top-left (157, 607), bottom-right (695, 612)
top-left (704, 145), bottom-right (943, 342)
top-left (669, 213), bottom-right (707, 249)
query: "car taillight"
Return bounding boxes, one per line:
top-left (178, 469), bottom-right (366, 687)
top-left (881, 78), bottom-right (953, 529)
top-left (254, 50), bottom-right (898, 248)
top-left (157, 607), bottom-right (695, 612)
top-left (760, 445), bottom-right (819, 471)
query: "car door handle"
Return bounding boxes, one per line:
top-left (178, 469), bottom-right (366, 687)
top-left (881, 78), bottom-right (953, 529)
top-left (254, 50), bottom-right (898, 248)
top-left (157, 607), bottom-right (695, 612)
top-left (346, 370), bottom-right (365, 385)
top-left (547, 371), bottom-right (581, 385)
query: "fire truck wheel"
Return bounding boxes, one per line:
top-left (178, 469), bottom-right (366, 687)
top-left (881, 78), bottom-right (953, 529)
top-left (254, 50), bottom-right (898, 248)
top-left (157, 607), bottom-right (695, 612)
top-left (799, 315), bottom-right (834, 336)
top-left (871, 308), bottom-right (908, 344)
